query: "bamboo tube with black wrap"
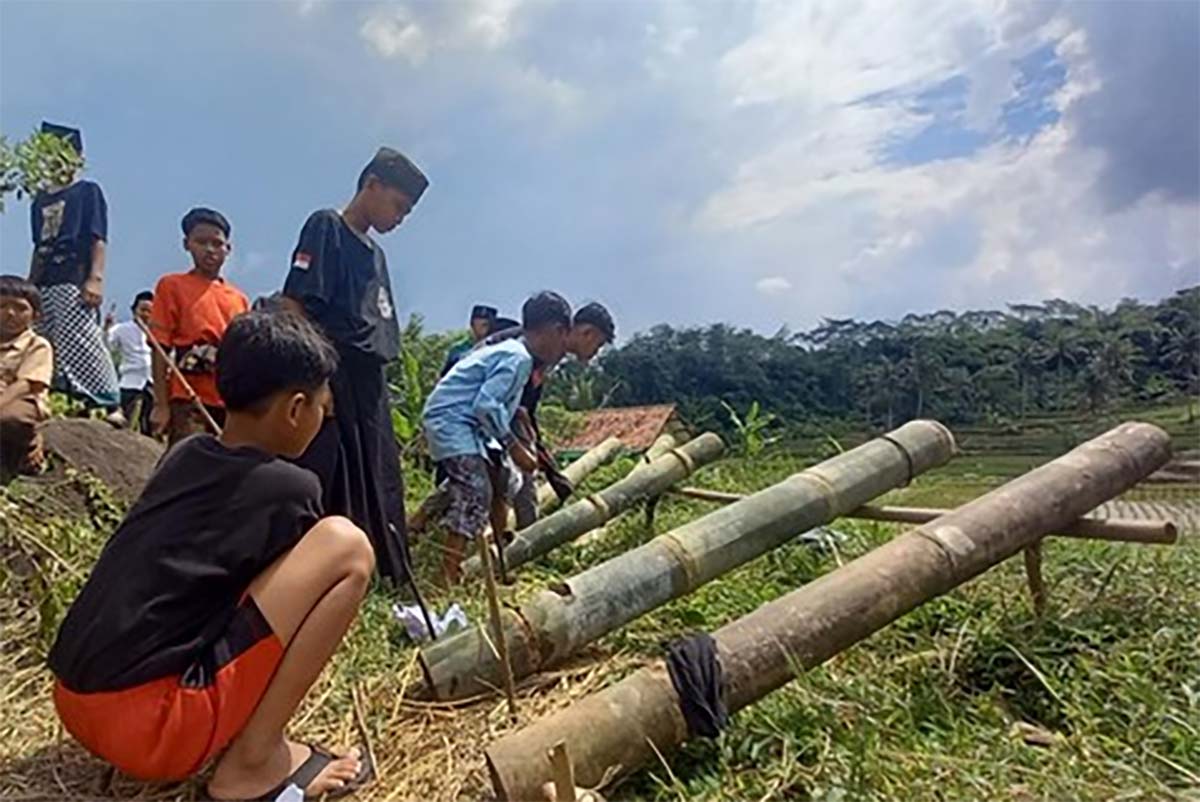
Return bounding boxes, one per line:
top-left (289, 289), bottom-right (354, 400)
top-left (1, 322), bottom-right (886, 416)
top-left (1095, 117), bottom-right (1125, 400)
top-left (484, 421), bottom-right (1172, 801)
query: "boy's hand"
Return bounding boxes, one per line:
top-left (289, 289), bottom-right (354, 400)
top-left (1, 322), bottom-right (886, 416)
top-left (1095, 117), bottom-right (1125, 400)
top-left (150, 404), bottom-right (170, 437)
top-left (509, 441), bottom-right (538, 473)
top-left (80, 276), bottom-right (104, 308)
top-left (103, 303), bottom-right (116, 330)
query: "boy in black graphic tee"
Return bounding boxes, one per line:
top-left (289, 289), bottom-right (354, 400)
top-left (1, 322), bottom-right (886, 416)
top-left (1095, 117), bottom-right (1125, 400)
top-left (50, 312), bottom-right (375, 801)
top-left (281, 146), bottom-right (428, 584)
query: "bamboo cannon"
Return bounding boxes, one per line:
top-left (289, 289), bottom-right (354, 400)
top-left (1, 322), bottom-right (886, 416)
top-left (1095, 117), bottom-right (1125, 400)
top-left (418, 420), bottom-right (956, 701)
top-left (483, 422), bottom-right (1172, 800)
top-left (463, 433), bottom-right (725, 578)
top-left (536, 436), bottom-right (624, 514)
top-left (671, 489), bottom-right (1178, 545)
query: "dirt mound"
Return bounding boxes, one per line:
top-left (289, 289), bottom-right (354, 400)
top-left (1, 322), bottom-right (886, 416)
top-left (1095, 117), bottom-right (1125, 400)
top-left (39, 419), bottom-right (163, 505)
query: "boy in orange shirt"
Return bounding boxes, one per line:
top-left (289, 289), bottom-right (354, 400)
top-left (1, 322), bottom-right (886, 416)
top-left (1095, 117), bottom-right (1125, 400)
top-left (149, 208), bottom-right (249, 445)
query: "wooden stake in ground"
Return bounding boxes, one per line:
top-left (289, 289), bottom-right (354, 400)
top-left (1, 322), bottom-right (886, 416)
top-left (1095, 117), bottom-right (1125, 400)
top-left (133, 318), bottom-right (222, 436)
top-left (476, 528), bottom-right (519, 723)
top-left (1023, 542), bottom-right (1047, 616)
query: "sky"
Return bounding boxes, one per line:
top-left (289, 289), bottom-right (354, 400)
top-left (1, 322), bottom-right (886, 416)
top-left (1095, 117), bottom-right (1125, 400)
top-left (1, 0), bottom-right (1197, 337)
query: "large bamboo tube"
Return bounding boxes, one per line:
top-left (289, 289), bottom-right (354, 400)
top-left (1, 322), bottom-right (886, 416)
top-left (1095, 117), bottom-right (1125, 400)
top-left (537, 436), bottom-right (624, 514)
top-left (464, 433), bottom-right (725, 578)
top-left (419, 420), bottom-right (956, 701)
top-left (626, 433), bottom-right (679, 480)
top-left (484, 422), bottom-right (1171, 801)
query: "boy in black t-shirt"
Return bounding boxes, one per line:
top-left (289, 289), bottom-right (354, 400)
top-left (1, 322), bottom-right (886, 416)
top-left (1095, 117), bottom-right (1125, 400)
top-left (281, 147), bottom-right (428, 586)
top-left (49, 312), bottom-right (374, 801)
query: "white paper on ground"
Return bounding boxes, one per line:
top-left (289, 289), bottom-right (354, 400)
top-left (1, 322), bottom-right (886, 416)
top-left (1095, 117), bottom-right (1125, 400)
top-left (393, 602), bottom-right (470, 642)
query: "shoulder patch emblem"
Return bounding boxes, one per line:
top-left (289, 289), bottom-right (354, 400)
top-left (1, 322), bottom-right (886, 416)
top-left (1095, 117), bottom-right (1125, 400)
top-left (292, 252), bottom-right (312, 270)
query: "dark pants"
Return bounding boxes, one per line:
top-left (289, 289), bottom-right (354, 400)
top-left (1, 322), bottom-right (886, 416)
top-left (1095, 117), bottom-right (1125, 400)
top-left (0, 397), bottom-right (43, 478)
top-left (120, 386), bottom-right (154, 436)
top-left (292, 348), bottom-right (409, 583)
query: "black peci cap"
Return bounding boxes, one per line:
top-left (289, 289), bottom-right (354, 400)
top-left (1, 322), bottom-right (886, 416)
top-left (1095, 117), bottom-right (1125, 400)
top-left (471, 305), bottom-right (498, 321)
top-left (365, 147), bottom-right (429, 203)
top-left (41, 121), bottom-right (83, 154)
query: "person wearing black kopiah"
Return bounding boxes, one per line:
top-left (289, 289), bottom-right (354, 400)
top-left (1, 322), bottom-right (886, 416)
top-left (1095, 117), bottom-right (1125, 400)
top-left (280, 147), bottom-right (428, 584)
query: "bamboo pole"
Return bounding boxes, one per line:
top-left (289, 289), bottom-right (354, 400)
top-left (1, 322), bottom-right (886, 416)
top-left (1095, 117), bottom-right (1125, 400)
top-left (536, 437), bottom-right (624, 514)
top-left (484, 422), bottom-right (1171, 801)
top-left (134, 318), bottom-right (222, 436)
top-left (418, 420), bottom-right (956, 701)
top-left (851, 505), bottom-right (1178, 544)
top-left (462, 433), bottom-right (725, 578)
top-left (672, 491), bottom-right (1179, 545)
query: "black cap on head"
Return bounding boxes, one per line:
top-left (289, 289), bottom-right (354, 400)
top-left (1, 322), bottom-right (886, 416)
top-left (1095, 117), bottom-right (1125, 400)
top-left (181, 207), bottom-right (231, 237)
top-left (41, 121), bottom-right (82, 154)
top-left (573, 302), bottom-right (616, 343)
top-left (471, 305), bottom-right (498, 322)
top-left (131, 290), bottom-right (153, 311)
top-left (489, 316), bottom-right (520, 336)
top-left (359, 147), bottom-right (429, 203)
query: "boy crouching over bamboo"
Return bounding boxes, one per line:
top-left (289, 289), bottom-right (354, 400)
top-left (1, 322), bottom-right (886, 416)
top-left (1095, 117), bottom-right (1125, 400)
top-left (420, 291), bottom-right (571, 585)
top-left (49, 311), bottom-right (374, 801)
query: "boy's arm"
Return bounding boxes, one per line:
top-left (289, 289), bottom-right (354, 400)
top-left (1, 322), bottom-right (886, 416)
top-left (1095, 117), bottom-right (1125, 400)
top-left (80, 185), bottom-right (109, 308)
top-left (471, 352), bottom-right (530, 447)
top-left (0, 379), bottom-right (37, 410)
top-left (282, 212), bottom-right (338, 318)
top-left (147, 280), bottom-right (176, 432)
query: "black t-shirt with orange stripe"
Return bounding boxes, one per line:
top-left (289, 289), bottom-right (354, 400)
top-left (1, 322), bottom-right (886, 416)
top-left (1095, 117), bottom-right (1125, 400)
top-left (48, 436), bottom-right (323, 694)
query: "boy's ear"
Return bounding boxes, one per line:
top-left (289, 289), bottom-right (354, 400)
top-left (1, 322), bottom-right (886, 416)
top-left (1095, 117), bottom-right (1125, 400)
top-left (287, 391), bottom-right (307, 422)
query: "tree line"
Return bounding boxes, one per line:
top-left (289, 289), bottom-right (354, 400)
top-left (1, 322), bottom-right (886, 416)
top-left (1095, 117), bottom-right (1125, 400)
top-left (542, 286), bottom-right (1200, 437)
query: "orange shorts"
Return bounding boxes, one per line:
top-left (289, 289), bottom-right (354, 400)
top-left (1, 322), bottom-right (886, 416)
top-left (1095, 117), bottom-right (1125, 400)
top-left (53, 599), bottom-right (284, 781)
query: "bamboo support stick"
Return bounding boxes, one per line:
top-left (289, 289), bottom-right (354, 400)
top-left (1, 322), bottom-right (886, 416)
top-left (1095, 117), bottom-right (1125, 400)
top-left (483, 422), bottom-right (1172, 801)
top-left (134, 317), bottom-right (222, 436)
top-left (672, 491), bottom-right (1178, 545)
top-left (475, 529), bottom-right (518, 723)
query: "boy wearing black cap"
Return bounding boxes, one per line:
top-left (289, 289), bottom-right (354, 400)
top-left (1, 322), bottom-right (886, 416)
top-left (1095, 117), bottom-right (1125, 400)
top-left (28, 122), bottom-right (123, 423)
top-left (281, 147), bottom-right (428, 584)
top-left (148, 208), bottom-right (249, 445)
top-left (439, 304), bottom-right (497, 377)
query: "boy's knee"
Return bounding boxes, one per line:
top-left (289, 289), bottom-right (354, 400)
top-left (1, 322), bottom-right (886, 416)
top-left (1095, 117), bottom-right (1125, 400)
top-left (313, 516), bottom-right (374, 577)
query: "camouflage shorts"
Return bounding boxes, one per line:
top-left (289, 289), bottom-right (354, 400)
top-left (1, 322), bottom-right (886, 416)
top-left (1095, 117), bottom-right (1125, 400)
top-left (436, 454), bottom-right (501, 540)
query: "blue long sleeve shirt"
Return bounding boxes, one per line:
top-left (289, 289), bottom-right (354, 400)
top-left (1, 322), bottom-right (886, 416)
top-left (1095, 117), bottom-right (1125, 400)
top-left (422, 337), bottom-right (534, 461)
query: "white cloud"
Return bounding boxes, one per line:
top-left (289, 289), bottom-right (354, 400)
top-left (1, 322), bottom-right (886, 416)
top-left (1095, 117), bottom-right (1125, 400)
top-left (360, 7), bottom-right (428, 65)
top-left (755, 276), bottom-right (792, 295)
top-left (684, 0), bottom-right (1198, 322)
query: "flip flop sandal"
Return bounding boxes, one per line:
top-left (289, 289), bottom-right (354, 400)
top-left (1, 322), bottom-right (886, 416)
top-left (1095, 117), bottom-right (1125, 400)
top-left (217, 743), bottom-right (374, 802)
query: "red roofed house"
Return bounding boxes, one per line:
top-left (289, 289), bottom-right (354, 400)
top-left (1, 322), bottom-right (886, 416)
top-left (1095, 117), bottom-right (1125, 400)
top-left (558, 404), bottom-right (689, 455)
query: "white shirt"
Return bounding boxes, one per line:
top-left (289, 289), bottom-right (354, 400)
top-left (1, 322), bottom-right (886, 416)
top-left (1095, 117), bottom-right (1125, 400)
top-left (107, 320), bottom-right (152, 390)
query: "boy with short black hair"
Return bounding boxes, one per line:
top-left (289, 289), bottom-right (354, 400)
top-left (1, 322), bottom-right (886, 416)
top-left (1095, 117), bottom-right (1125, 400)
top-left (105, 290), bottom-right (155, 434)
top-left (149, 207), bottom-right (249, 445)
top-left (50, 311), bottom-right (373, 801)
top-left (421, 291), bottom-right (572, 584)
top-left (0, 275), bottom-right (52, 479)
top-left (439, 304), bottom-right (497, 377)
top-left (281, 147), bottom-right (428, 584)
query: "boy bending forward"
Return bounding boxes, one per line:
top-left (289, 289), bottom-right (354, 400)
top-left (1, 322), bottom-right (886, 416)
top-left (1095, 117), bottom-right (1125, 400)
top-left (49, 312), bottom-right (373, 800)
top-left (421, 292), bottom-right (571, 584)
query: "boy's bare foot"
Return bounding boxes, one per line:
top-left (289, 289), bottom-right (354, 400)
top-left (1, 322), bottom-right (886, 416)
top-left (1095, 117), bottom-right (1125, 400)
top-left (208, 740), bottom-right (363, 800)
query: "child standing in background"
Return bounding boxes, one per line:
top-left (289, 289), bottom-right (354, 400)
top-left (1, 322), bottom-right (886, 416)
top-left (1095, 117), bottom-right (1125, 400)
top-left (28, 122), bottom-right (123, 425)
top-left (105, 290), bottom-right (155, 435)
top-left (149, 208), bottom-right (249, 445)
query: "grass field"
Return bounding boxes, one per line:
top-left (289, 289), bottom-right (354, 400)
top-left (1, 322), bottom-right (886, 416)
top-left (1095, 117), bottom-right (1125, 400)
top-left (1, 406), bottom-right (1198, 801)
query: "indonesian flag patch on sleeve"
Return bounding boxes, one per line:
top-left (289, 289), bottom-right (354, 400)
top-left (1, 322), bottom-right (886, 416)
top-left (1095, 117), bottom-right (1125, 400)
top-left (292, 252), bottom-right (312, 270)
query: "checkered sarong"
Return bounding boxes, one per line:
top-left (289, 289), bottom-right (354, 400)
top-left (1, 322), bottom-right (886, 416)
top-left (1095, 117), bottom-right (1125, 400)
top-left (36, 283), bottom-right (119, 407)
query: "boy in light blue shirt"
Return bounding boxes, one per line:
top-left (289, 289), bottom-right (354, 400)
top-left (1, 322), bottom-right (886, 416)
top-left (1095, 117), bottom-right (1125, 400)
top-left (422, 291), bottom-right (571, 584)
